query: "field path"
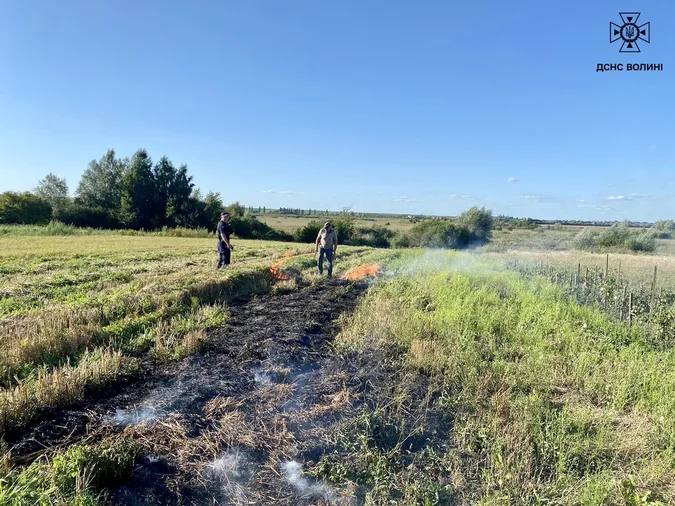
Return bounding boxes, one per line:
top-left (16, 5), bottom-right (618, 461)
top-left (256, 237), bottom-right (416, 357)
top-left (10, 279), bottom-right (380, 505)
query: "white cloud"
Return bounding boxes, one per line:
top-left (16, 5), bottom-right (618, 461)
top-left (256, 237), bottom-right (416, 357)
top-left (507, 177), bottom-right (519, 183)
top-left (607, 195), bottom-right (629, 200)
top-left (579, 199), bottom-right (586, 203)
top-left (262, 189), bottom-right (294, 194)
top-left (521, 194), bottom-right (561, 203)
top-left (393, 196), bottom-right (419, 203)
top-left (449, 194), bottom-right (482, 201)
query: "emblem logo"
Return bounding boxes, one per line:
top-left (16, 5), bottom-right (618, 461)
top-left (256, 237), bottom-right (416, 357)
top-left (610, 12), bottom-right (650, 53)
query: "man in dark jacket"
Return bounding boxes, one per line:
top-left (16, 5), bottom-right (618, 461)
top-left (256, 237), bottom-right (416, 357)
top-left (216, 212), bottom-right (235, 270)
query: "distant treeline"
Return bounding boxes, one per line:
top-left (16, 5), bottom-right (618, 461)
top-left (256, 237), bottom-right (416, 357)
top-left (0, 149), bottom-right (231, 231)
top-left (0, 148), bottom-right (497, 250)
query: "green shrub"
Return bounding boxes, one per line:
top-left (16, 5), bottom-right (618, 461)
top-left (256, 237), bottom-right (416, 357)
top-left (293, 221), bottom-right (323, 243)
top-left (597, 223), bottom-right (629, 247)
top-left (58, 204), bottom-right (121, 229)
top-left (654, 220), bottom-right (675, 232)
top-left (456, 206), bottom-right (494, 242)
top-left (626, 232), bottom-right (656, 252)
top-left (399, 209), bottom-right (493, 249)
top-left (229, 216), bottom-right (293, 241)
top-left (350, 226), bottom-right (396, 248)
top-left (0, 192), bottom-right (52, 225)
top-left (573, 223), bottom-right (656, 252)
top-left (572, 229), bottom-right (597, 250)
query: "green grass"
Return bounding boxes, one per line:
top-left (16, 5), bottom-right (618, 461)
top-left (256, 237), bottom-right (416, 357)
top-left (3, 232), bottom-right (674, 504)
top-left (330, 251), bottom-right (675, 504)
top-left (0, 437), bottom-right (140, 505)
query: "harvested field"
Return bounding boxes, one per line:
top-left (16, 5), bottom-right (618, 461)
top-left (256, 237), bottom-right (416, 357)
top-left (2, 240), bottom-right (674, 505)
top-left (5, 277), bottom-right (445, 505)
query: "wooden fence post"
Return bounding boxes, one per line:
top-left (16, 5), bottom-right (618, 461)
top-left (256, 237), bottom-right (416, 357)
top-left (618, 260), bottom-right (622, 286)
top-left (628, 292), bottom-right (633, 329)
top-left (650, 265), bottom-right (657, 319)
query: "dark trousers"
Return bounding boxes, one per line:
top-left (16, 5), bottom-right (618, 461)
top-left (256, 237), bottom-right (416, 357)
top-left (318, 248), bottom-right (334, 277)
top-left (217, 241), bottom-right (231, 269)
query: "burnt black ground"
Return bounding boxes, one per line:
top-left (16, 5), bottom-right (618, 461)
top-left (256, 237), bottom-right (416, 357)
top-left (7, 280), bottom-right (362, 460)
top-left (8, 275), bottom-right (454, 505)
top-left (7, 279), bottom-right (372, 504)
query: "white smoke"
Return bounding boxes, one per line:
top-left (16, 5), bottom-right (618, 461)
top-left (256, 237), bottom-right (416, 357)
top-left (252, 366), bottom-right (272, 386)
top-left (210, 451), bottom-right (245, 480)
top-left (108, 406), bottom-right (161, 426)
top-left (209, 449), bottom-right (251, 503)
top-left (395, 249), bottom-right (496, 277)
top-left (281, 460), bottom-right (351, 504)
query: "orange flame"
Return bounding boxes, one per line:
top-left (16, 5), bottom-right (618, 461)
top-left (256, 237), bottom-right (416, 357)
top-left (341, 263), bottom-right (381, 281)
top-left (269, 251), bottom-right (294, 281)
top-left (270, 263), bottom-right (289, 281)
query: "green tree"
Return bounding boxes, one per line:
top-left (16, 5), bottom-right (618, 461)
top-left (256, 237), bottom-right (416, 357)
top-left (332, 206), bottom-right (355, 242)
top-left (203, 192), bottom-right (225, 227)
top-left (0, 192), bottom-right (52, 224)
top-left (75, 149), bottom-right (127, 218)
top-left (119, 149), bottom-right (157, 230)
top-left (456, 206), bottom-right (494, 243)
top-left (153, 157), bottom-right (194, 227)
top-left (654, 220), bottom-right (675, 232)
top-left (34, 173), bottom-right (70, 218)
top-left (226, 201), bottom-right (246, 218)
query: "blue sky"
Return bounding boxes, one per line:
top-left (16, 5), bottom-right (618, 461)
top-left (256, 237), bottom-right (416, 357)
top-left (1, 0), bottom-right (673, 221)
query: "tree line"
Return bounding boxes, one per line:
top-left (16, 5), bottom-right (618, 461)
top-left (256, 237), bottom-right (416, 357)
top-left (0, 148), bottom-right (497, 250)
top-left (0, 149), bottom-right (231, 230)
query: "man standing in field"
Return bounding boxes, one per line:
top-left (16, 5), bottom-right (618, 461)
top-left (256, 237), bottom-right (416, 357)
top-left (315, 222), bottom-right (338, 278)
top-left (216, 212), bottom-right (235, 270)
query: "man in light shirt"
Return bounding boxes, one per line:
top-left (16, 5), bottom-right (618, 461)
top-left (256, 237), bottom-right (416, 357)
top-left (315, 222), bottom-right (338, 279)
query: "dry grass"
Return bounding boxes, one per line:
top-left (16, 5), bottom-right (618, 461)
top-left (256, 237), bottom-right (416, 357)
top-left (0, 349), bottom-right (139, 434)
top-left (0, 236), bottom-right (380, 436)
top-left (484, 249), bottom-right (675, 288)
top-left (0, 236), bottom-right (390, 430)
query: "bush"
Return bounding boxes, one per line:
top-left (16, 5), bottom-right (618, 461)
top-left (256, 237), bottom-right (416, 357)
top-left (626, 232), bottom-right (656, 252)
top-left (654, 219), bottom-right (675, 232)
top-left (229, 216), bottom-right (293, 241)
top-left (403, 220), bottom-right (461, 248)
top-left (399, 209), bottom-right (494, 250)
top-left (350, 226), bottom-right (396, 248)
top-left (0, 192), bottom-right (52, 225)
top-left (332, 215), bottom-right (355, 243)
top-left (597, 222), bottom-right (631, 247)
top-left (157, 226), bottom-right (213, 238)
top-left (58, 204), bottom-right (121, 229)
top-left (573, 223), bottom-right (656, 252)
top-left (293, 221), bottom-right (322, 243)
top-left (572, 229), bottom-right (597, 250)
top-left (456, 206), bottom-right (494, 243)
top-left (651, 229), bottom-right (672, 239)
top-left (391, 232), bottom-right (412, 248)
